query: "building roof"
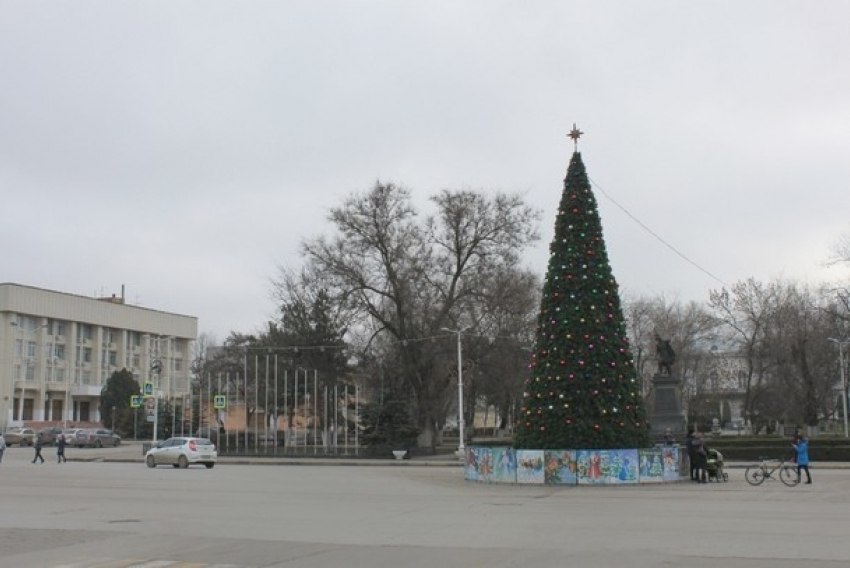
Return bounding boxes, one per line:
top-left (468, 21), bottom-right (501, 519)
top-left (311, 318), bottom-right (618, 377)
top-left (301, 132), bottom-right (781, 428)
top-left (0, 282), bottom-right (197, 339)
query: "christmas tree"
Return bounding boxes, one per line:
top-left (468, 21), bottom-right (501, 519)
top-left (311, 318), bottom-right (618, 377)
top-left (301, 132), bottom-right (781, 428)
top-left (514, 128), bottom-right (650, 450)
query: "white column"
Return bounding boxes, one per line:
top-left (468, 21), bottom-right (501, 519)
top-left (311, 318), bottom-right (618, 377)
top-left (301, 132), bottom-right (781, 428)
top-left (34, 322), bottom-right (48, 421)
top-left (3, 321), bottom-right (16, 429)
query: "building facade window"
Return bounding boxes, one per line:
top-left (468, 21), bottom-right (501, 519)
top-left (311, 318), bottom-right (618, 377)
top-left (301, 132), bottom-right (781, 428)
top-left (48, 319), bottom-right (66, 337)
top-left (78, 323), bottom-right (92, 342)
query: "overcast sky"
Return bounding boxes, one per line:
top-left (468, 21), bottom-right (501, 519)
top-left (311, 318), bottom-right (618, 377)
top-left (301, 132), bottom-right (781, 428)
top-left (2, 1), bottom-right (849, 341)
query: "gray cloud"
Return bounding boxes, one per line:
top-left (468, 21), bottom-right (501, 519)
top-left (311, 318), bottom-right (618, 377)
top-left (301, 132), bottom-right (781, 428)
top-left (2, 1), bottom-right (849, 339)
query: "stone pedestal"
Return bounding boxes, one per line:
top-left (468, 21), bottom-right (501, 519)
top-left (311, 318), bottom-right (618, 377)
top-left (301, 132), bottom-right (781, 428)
top-left (649, 373), bottom-right (686, 443)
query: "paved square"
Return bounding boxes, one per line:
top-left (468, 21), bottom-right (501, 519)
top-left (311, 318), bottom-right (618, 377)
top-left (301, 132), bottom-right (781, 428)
top-left (0, 445), bottom-right (848, 567)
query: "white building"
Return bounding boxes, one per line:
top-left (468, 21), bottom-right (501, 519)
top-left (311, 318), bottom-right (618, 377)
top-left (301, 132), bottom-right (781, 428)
top-left (1, 283), bottom-right (197, 430)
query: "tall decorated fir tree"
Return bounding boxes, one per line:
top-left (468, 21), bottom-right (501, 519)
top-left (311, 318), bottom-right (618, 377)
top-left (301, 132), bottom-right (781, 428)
top-left (514, 127), bottom-right (650, 450)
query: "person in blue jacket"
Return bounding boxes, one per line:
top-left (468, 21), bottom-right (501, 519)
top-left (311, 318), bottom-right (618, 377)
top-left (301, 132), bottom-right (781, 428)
top-left (792, 434), bottom-right (811, 484)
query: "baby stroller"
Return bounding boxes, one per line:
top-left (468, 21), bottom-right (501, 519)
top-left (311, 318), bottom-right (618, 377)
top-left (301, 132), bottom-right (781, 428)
top-left (705, 448), bottom-right (728, 482)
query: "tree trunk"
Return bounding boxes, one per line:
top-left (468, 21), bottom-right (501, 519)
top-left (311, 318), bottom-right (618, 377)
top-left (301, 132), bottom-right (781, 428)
top-left (416, 419), bottom-right (436, 454)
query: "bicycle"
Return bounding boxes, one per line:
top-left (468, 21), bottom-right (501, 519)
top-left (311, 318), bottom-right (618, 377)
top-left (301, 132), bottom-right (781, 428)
top-left (744, 456), bottom-right (800, 487)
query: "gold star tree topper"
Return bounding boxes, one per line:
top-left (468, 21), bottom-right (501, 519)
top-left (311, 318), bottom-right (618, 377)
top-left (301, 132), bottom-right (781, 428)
top-left (568, 123), bottom-right (583, 150)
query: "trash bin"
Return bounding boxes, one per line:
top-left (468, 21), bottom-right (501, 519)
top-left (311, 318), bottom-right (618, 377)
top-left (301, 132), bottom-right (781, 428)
top-left (142, 443), bottom-right (152, 456)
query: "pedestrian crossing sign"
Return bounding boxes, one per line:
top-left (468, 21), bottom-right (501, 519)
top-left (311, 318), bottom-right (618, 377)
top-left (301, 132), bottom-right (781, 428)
top-left (143, 382), bottom-right (154, 397)
top-left (130, 395), bottom-right (143, 408)
top-left (213, 395), bottom-right (227, 409)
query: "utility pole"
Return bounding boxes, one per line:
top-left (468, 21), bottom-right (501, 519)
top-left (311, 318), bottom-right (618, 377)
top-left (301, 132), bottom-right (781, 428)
top-left (442, 327), bottom-right (469, 457)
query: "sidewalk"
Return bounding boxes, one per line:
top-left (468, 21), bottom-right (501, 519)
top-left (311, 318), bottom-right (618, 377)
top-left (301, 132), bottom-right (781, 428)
top-left (62, 440), bottom-right (465, 467)
top-left (62, 441), bottom-right (850, 469)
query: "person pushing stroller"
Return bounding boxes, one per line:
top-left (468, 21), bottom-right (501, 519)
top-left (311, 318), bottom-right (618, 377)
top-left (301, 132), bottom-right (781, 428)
top-left (704, 447), bottom-right (728, 482)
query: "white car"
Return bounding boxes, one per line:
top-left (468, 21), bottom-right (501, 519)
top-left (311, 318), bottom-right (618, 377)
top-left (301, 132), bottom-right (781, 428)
top-left (145, 437), bottom-right (217, 469)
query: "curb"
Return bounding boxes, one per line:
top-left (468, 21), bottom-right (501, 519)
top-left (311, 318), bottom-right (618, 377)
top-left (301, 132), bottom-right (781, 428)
top-left (70, 456), bottom-right (465, 467)
top-left (84, 458), bottom-right (845, 469)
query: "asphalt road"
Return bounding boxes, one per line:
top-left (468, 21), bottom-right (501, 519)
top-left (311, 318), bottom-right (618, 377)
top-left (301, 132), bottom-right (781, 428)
top-left (1, 443), bottom-right (849, 567)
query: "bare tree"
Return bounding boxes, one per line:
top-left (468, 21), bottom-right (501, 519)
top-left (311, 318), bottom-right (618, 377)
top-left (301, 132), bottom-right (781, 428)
top-left (296, 182), bottom-right (541, 448)
top-left (830, 231), bottom-right (850, 266)
top-left (764, 283), bottom-right (847, 429)
top-left (192, 332), bottom-right (217, 366)
top-left (709, 278), bottom-right (789, 432)
top-left (461, 267), bottom-right (540, 435)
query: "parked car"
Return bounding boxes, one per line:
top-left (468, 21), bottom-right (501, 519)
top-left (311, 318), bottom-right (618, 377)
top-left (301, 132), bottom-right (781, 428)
top-left (37, 426), bottom-right (65, 446)
top-left (70, 429), bottom-right (90, 448)
top-left (62, 428), bottom-right (84, 443)
top-left (4, 427), bottom-right (36, 446)
top-left (76, 428), bottom-right (121, 448)
top-left (145, 437), bottom-right (217, 469)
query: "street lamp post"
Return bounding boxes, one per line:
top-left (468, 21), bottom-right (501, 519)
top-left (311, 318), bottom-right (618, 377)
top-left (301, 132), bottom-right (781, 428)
top-left (828, 337), bottom-right (849, 438)
top-left (442, 327), bottom-right (469, 457)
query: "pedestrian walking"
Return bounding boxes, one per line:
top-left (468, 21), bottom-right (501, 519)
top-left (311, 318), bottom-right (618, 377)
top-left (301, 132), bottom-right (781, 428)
top-left (685, 428), bottom-right (698, 481)
top-left (56, 433), bottom-right (67, 463)
top-left (32, 433), bottom-right (45, 464)
top-left (792, 433), bottom-right (812, 484)
top-left (0, 432), bottom-right (6, 463)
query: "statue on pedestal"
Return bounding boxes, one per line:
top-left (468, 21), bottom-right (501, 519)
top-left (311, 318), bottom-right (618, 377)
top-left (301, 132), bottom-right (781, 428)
top-left (650, 334), bottom-right (685, 442)
top-left (655, 334), bottom-right (676, 376)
